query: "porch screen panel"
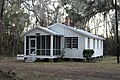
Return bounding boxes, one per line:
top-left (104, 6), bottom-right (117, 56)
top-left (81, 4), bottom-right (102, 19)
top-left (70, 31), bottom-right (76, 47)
top-left (53, 36), bottom-right (56, 55)
top-left (46, 35), bottom-right (50, 49)
top-left (37, 36), bottom-right (40, 55)
top-left (37, 36), bottom-right (40, 49)
top-left (26, 50), bottom-right (29, 55)
top-left (36, 35), bottom-right (51, 56)
top-left (31, 40), bottom-right (35, 47)
top-left (46, 35), bottom-right (50, 55)
top-left (53, 36), bottom-right (61, 55)
top-left (53, 36), bottom-right (56, 49)
top-left (37, 50), bottom-right (40, 55)
top-left (41, 35), bottom-right (45, 55)
top-left (39, 36), bottom-right (42, 55)
top-left (26, 36), bottom-right (29, 49)
top-left (26, 36), bottom-right (29, 55)
top-left (41, 50), bottom-right (45, 55)
top-left (56, 36), bottom-right (60, 55)
top-left (56, 36), bottom-right (60, 49)
top-left (42, 36), bottom-right (45, 49)
top-left (37, 35), bottom-right (46, 55)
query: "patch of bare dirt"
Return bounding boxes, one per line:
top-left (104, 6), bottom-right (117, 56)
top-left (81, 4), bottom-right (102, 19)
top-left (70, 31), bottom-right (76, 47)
top-left (0, 57), bottom-right (120, 80)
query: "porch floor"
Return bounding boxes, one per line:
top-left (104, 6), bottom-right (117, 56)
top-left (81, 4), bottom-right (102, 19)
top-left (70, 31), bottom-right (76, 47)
top-left (24, 55), bottom-right (61, 59)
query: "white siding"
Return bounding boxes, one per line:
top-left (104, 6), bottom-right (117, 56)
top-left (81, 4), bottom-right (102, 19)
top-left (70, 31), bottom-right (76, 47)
top-left (95, 39), bottom-right (97, 49)
top-left (92, 39), bottom-right (103, 57)
top-left (85, 38), bottom-right (93, 49)
top-left (84, 38), bottom-right (103, 58)
top-left (64, 29), bottom-right (85, 58)
top-left (90, 38), bottom-right (93, 49)
top-left (85, 37), bottom-right (88, 49)
top-left (50, 25), bottom-right (103, 58)
top-left (99, 40), bottom-right (101, 49)
top-left (50, 25), bottom-right (85, 58)
top-left (50, 25), bottom-right (65, 35)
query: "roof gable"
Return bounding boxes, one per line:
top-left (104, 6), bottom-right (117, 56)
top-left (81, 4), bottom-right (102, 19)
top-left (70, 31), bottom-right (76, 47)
top-left (22, 26), bottom-right (60, 36)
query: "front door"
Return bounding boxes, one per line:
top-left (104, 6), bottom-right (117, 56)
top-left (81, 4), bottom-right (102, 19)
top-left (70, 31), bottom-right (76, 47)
top-left (29, 38), bottom-right (36, 55)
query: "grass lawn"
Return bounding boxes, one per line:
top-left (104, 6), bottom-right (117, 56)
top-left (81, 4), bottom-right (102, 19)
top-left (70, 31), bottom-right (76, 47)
top-left (0, 56), bottom-right (120, 80)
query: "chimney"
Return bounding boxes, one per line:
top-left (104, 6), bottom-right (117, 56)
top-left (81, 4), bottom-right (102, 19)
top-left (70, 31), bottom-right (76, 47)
top-left (65, 16), bottom-right (70, 26)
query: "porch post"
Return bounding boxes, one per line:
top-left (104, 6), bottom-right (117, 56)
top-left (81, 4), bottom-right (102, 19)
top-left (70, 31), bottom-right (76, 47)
top-left (85, 37), bottom-right (88, 49)
top-left (24, 36), bottom-right (26, 55)
top-left (50, 35), bottom-right (53, 57)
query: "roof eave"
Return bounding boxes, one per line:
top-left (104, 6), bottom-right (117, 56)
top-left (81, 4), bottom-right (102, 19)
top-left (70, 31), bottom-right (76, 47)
top-left (22, 26), bottom-right (62, 36)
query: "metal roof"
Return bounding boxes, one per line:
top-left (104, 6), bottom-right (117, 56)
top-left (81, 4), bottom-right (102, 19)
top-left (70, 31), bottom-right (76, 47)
top-left (22, 23), bottom-right (104, 40)
top-left (49, 23), bottom-right (104, 40)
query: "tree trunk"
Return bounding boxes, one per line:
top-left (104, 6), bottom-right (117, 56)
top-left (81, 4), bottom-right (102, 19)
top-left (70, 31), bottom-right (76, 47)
top-left (0, 0), bottom-right (5, 58)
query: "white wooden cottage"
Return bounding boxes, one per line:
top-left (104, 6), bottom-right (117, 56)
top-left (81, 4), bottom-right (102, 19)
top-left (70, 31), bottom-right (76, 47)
top-left (17, 23), bottom-right (104, 62)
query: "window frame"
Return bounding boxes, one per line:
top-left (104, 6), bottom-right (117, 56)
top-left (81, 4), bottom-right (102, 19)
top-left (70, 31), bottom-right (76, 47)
top-left (93, 39), bottom-right (95, 49)
top-left (65, 37), bottom-right (78, 49)
top-left (87, 38), bottom-right (90, 48)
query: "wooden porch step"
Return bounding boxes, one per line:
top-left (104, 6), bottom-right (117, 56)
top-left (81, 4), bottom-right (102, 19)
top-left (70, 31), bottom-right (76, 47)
top-left (25, 57), bottom-right (36, 62)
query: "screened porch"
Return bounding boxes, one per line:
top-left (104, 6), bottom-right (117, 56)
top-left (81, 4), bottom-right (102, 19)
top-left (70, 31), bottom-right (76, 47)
top-left (25, 35), bottom-right (61, 57)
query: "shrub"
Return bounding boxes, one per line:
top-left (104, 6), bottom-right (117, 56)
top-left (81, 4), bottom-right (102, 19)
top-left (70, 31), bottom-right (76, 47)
top-left (83, 49), bottom-right (94, 61)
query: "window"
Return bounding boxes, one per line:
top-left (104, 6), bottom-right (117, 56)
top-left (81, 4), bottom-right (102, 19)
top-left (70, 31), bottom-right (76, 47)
top-left (97, 39), bottom-right (99, 49)
top-left (65, 37), bottom-right (71, 48)
top-left (88, 38), bottom-right (90, 48)
top-left (72, 38), bottom-right (78, 48)
top-left (65, 37), bottom-right (78, 49)
top-left (93, 39), bottom-right (95, 49)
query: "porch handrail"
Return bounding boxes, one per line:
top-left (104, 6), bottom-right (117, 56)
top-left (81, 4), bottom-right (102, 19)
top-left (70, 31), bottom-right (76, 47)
top-left (30, 50), bottom-right (37, 61)
top-left (32, 50), bottom-right (36, 55)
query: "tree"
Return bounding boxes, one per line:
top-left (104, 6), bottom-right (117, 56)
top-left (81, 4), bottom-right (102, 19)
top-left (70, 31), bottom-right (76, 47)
top-left (22, 0), bottom-right (63, 26)
top-left (0, 0), bottom-right (5, 59)
top-left (61, 0), bottom-right (119, 32)
top-left (0, 0), bottom-right (30, 57)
